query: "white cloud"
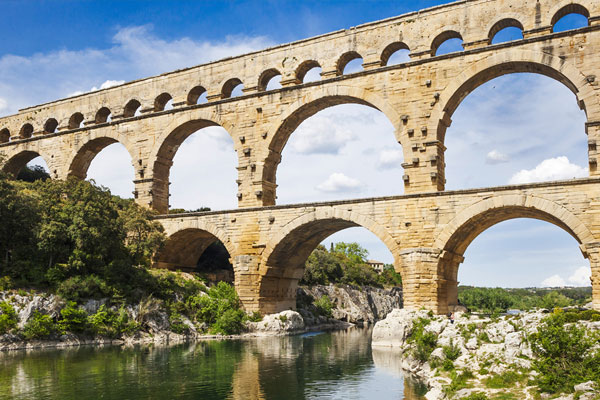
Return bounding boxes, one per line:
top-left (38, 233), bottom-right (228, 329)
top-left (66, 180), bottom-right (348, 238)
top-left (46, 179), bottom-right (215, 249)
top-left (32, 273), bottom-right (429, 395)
top-left (486, 149), bottom-right (509, 164)
top-left (316, 172), bottom-right (362, 193)
top-left (378, 149), bottom-right (403, 169)
top-left (0, 25), bottom-right (273, 116)
top-left (291, 116), bottom-right (355, 154)
top-left (508, 156), bottom-right (587, 185)
top-left (93, 79), bottom-right (125, 92)
top-left (567, 266), bottom-right (591, 286)
top-left (541, 274), bottom-right (566, 287)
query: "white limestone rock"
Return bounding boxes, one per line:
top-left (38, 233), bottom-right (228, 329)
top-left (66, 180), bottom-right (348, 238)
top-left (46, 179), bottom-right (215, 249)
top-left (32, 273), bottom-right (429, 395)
top-left (247, 310), bottom-right (305, 335)
top-left (371, 308), bottom-right (430, 347)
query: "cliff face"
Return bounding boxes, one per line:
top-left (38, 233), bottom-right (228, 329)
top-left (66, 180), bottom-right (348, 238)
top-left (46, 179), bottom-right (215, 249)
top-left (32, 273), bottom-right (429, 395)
top-left (297, 284), bottom-right (403, 326)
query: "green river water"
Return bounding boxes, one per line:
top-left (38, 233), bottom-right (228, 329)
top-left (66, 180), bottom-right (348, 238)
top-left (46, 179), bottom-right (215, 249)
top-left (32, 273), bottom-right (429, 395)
top-left (0, 328), bottom-right (426, 399)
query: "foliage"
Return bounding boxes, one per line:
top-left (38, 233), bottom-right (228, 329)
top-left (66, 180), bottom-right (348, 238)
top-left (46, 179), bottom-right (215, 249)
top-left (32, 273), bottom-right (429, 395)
top-left (16, 165), bottom-right (50, 182)
top-left (87, 305), bottom-right (138, 338)
top-left (211, 308), bottom-right (246, 335)
top-left (443, 370), bottom-right (474, 396)
top-left (442, 339), bottom-right (462, 361)
top-left (461, 393), bottom-right (489, 400)
top-left (484, 370), bottom-right (525, 389)
top-left (23, 311), bottom-right (55, 339)
top-left (189, 282), bottom-right (246, 335)
top-left (407, 317), bottom-right (438, 362)
top-left (458, 286), bottom-right (592, 313)
top-left (247, 311), bottom-right (262, 322)
top-left (0, 301), bottom-right (18, 334)
top-left (314, 295), bottom-right (334, 318)
top-left (528, 309), bottom-right (600, 393)
top-left (57, 301), bottom-right (89, 333)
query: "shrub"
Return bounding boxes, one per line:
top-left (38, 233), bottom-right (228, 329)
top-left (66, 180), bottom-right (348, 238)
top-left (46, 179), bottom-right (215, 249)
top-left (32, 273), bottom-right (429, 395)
top-left (529, 309), bottom-right (600, 393)
top-left (407, 318), bottom-right (437, 362)
top-left (443, 339), bottom-right (462, 361)
top-left (193, 282), bottom-right (240, 326)
top-left (314, 295), bottom-right (334, 318)
top-left (57, 274), bottom-right (111, 301)
top-left (57, 301), bottom-right (89, 333)
top-left (88, 305), bottom-right (137, 338)
top-left (211, 308), bottom-right (246, 335)
top-left (444, 370), bottom-right (474, 396)
top-left (0, 301), bottom-right (18, 334)
top-left (461, 393), bottom-right (489, 400)
top-left (23, 311), bottom-right (55, 339)
top-left (247, 311), bottom-right (262, 322)
top-left (169, 312), bottom-right (190, 334)
top-left (484, 370), bottom-right (524, 389)
top-left (278, 314), bottom-right (288, 323)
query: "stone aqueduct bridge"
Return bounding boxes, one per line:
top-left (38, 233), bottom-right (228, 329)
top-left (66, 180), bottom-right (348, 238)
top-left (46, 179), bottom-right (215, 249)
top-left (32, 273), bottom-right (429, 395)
top-left (1, 0), bottom-right (600, 313)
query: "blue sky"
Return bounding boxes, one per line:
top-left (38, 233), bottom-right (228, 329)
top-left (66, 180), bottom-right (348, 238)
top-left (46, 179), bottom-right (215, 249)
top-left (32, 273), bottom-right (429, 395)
top-left (0, 1), bottom-right (592, 288)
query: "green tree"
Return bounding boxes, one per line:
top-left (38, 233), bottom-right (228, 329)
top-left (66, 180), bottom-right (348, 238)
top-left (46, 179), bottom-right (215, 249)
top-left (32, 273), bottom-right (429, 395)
top-left (332, 242), bottom-right (368, 264)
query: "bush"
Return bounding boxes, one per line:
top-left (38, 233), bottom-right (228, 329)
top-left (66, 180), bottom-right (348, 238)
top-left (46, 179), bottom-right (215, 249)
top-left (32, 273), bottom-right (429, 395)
top-left (407, 318), bottom-right (437, 362)
top-left (57, 301), bottom-right (89, 333)
top-left (484, 370), bottom-right (524, 389)
top-left (529, 309), bottom-right (600, 393)
top-left (443, 339), bottom-right (462, 361)
top-left (0, 301), bottom-right (18, 334)
top-left (314, 295), bottom-right (334, 318)
top-left (247, 311), bottom-right (262, 322)
top-left (169, 312), bottom-right (190, 334)
top-left (88, 305), bottom-right (137, 338)
top-left (23, 311), bottom-right (55, 339)
top-left (211, 308), bottom-right (246, 335)
top-left (57, 274), bottom-right (111, 302)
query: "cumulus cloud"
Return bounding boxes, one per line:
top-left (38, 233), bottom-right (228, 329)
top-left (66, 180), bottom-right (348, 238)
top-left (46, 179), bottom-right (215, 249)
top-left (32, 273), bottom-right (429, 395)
top-left (68, 80), bottom-right (126, 97)
top-left (567, 266), bottom-right (591, 286)
top-left (509, 156), bottom-right (587, 185)
top-left (316, 172), bottom-right (362, 193)
top-left (291, 117), bottom-right (356, 154)
top-left (486, 149), bottom-right (509, 164)
top-left (0, 24), bottom-right (273, 116)
top-left (378, 149), bottom-right (404, 169)
top-left (541, 274), bottom-right (566, 287)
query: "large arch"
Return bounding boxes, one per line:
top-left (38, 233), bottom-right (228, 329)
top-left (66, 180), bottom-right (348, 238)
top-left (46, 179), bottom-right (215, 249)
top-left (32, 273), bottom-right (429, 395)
top-left (258, 209), bottom-right (400, 313)
top-left (2, 150), bottom-right (50, 177)
top-left (433, 194), bottom-right (597, 314)
top-left (261, 86), bottom-right (403, 205)
top-left (67, 136), bottom-right (136, 180)
top-left (433, 50), bottom-right (600, 144)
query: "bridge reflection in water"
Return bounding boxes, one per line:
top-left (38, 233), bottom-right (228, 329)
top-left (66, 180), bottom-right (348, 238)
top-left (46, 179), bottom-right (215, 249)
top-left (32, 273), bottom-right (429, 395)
top-left (0, 329), bottom-right (424, 400)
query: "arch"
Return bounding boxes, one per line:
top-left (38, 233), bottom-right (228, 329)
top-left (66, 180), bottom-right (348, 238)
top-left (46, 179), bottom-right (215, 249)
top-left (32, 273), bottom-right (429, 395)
top-left (258, 68), bottom-right (282, 91)
top-left (123, 99), bottom-right (141, 118)
top-left (19, 123), bottom-right (33, 139)
top-left (296, 60), bottom-right (321, 83)
top-left (551, 3), bottom-right (590, 28)
top-left (258, 209), bottom-right (400, 313)
top-left (2, 150), bottom-right (47, 177)
top-left (222, 78), bottom-right (243, 98)
top-left (380, 42), bottom-right (410, 66)
top-left (336, 51), bottom-right (363, 75)
top-left (488, 18), bottom-right (524, 44)
top-left (431, 30), bottom-right (463, 56)
top-left (262, 86), bottom-right (402, 194)
top-left (95, 107), bottom-right (111, 124)
top-left (68, 136), bottom-right (135, 180)
top-left (187, 85), bottom-right (207, 105)
top-left (433, 49), bottom-right (600, 145)
top-left (154, 92), bottom-right (172, 112)
top-left (433, 194), bottom-right (596, 313)
top-left (43, 118), bottom-right (58, 134)
top-left (68, 112), bottom-right (84, 129)
top-left (0, 128), bottom-right (10, 143)
top-left (153, 226), bottom-right (235, 271)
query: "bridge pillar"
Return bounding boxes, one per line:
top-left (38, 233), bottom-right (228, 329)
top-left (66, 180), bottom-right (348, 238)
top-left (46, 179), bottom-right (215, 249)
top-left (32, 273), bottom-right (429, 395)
top-left (399, 248), bottom-right (445, 314)
top-left (233, 255), bottom-right (263, 312)
top-left (402, 136), bottom-right (446, 193)
top-left (585, 243), bottom-right (600, 311)
top-left (587, 123), bottom-right (600, 176)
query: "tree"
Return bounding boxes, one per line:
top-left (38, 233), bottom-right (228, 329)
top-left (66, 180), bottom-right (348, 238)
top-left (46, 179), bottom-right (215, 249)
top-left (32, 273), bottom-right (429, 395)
top-left (16, 165), bottom-right (50, 182)
top-left (332, 242), bottom-right (368, 264)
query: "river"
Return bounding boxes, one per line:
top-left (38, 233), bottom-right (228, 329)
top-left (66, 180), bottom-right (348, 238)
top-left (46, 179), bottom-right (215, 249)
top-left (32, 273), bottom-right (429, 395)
top-left (0, 328), bottom-right (426, 399)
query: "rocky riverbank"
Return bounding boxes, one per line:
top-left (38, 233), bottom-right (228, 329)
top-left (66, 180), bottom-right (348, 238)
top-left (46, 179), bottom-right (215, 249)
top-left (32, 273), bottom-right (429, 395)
top-left (0, 284), bottom-right (401, 351)
top-left (372, 308), bottom-right (600, 400)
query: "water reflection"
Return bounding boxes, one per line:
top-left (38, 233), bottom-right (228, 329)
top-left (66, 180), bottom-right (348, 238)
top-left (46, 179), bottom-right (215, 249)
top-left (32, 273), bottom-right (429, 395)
top-left (0, 328), bottom-right (424, 400)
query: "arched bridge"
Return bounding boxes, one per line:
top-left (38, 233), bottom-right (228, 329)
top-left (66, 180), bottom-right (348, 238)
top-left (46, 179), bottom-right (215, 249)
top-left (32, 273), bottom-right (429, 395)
top-left (1, 0), bottom-right (600, 313)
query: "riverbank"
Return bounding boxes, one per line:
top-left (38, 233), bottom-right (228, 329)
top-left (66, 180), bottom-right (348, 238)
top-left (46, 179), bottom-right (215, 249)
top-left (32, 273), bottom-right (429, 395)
top-left (0, 282), bottom-right (401, 351)
top-left (372, 308), bottom-right (600, 399)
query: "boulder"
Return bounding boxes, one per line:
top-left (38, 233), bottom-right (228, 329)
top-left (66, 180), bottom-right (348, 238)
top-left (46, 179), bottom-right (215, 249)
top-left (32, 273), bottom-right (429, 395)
top-left (371, 308), bottom-right (429, 347)
top-left (247, 310), bottom-right (305, 335)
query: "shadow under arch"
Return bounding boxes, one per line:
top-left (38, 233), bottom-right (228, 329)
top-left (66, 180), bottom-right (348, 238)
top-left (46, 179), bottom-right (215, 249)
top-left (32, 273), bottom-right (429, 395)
top-left (433, 50), bottom-right (599, 146)
top-left (433, 194), bottom-right (596, 314)
top-left (257, 209), bottom-right (400, 313)
top-left (67, 136), bottom-right (135, 180)
top-left (262, 86), bottom-right (402, 206)
top-left (2, 150), bottom-right (50, 177)
top-left (153, 226), bottom-right (235, 272)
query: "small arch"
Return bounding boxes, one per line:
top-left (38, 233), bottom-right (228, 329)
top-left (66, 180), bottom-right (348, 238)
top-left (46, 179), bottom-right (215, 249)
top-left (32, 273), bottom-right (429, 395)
top-left (381, 42), bottom-right (410, 66)
top-left (431, 30), bottom-right (464, 56)
top-left (222, 78), bottom-right (244, 98)
top-left (43, 118), bottom-right (59, 134)
top-left (154, 93), bottom-right (173, 112)
top-left (337, 51), bottom-right (363, 75)
top-left (551, 4), bottom-right (590, 31)
top-left (187, 85), bottom-right (207, 105)
top-left (68, 112), bottom-right (84, 129)
top-left (296, 60), bottom-right (322, 83)
top-left (258, 68), bottom-right (282, 91)
top-left (2, 150), bottom-right (47, 177)
top-left (123, 99), bottom-right (142, 118)
top-left (488, 18), bottom-right (524, 44)
top-left (19, 123), bottom-right (34, 139)
top-left (95, 107), bottom-right (112, 124)
top-left (0, 128), bottom-right (10, 143)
